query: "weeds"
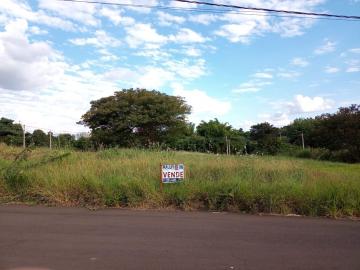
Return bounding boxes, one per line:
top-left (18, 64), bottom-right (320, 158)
top-left (0, 144), bottom-right (359, 217)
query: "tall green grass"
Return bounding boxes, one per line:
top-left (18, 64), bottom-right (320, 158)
top-left (0, 144), bottom-right (359, 217)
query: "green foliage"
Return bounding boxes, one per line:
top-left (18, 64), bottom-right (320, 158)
top-left (1, 145), bottom-right (360, 217)
top-left (284, 104), bottom-right (360, 163)
top-left (0, 118), bottom-right (22, 146)
top-left (73, 136), bottom-right (93, 151)
top-left (196, 118), bottom-right (246, 154)
top-left (283, 118), bottom-right (318, 146)
top-left (56, 133), bottom-right (75, 148)
top-left (249, 122), bottom-right (281, 154)
top-left (79, 88), bottom-right (191, 147)
top-left (1, 103), bottom-right (359, 163)
top-left (312, 104), bottom-right (360, 162)
top-left (32, 129), bottom-right (48, 147)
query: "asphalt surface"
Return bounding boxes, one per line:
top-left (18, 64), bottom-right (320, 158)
top-left (0, 206), bottom-right (359, 270)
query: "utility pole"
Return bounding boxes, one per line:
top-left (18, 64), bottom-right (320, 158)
top-left (22, 124), bottom-right (25, 149)
top-left (225, 136), bottom-right (229, 155)
top-left (228, 139), bottom-right (231, 155)
top-left (301, 132), bottom-right (305, 150)
top-left (49, 131), bottom-right (52, 149)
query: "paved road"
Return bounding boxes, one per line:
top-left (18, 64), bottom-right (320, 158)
top-left (0, 206), bottom-right (359, 270)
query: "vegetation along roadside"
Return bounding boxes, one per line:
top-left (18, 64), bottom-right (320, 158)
top-left (1, 144), bottom-right (359, 218)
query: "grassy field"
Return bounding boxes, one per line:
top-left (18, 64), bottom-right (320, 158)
top-left (0, 143), bottom-right (359, 217)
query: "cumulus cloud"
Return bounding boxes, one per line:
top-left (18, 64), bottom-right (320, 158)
top-left (38, 0), bottom-right (99, 27)
top-left (0, 19), bottom-right (65, 91)
top-left (0, 0), bottom-right (77, 31)
top-left (172, 83), bottom-right (231, 123)
top-left (125, 23), bottom-right (168, 48)
top-left (261, 94), bottom-right (334, 127)
top-left (287, 95), bottom-right (333, 114)
top-left (166, 58), bottom-right (207, 79)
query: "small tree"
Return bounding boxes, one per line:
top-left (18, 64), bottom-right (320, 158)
top-left (32, 129), bottom-right (48, 147)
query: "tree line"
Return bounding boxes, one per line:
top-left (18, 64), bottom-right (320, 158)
top-left (1, 89), bottom-right (359, 163)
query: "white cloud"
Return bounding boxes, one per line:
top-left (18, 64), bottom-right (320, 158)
top-left (70, 30), bottom-right (121, 48)
top-left (347, 67), bottom-right (360, 73)
top-left (189, 14), bottom-right (218, 25)
top-left (277, 71), bottom-right (301, 78)
top-left (102, 67), bottom-right (139, 83)
top-left (157, 11), bottom-right (185, 26)
top-left (324, 66), bottom-right (340, 73)
top-left (125, 23), bottom-right (168, 48)
top-left (233, 80), bottom-right (272, 94)
top-left (0, 19), bottom-right (65, 91)
top-left (214, 23), bottom-right (255, 43)
top-left (182, 46), bottom-right (202, 57)
top-left (253, 72), bottom-right (273, 79)
top-left (169, 28), bottom-right (208, 44)
top-left (314, 40), bottom-right (336, 55)
top-left (38, 0), bottom-right (99, 27)
top-left (212, 0), bottom-right (324, 42)
top-left (349, 48), bottom-right (360, 54)
top-left (163, 58), bottom-right (207, 79)
top-left (346, 60), bottom-right (360, 73)
top-left (99, 7), bottom-right (134, 26)
top-left (137, 67), bottom-right (175, 89)
top-left (259, 112), bottom-right (291, 127)
top-left (172, 83), bottom-right (231, 123)
top-left (291, 57), bottom-right (309, 67)
top-left (29, 26), bottom-right (48, 35)
top-left (271, 17), bottom-right (314, 37)
top-left (168, 1), bottom-right (197, 8)
top-left (237, 120), bottom-right (256, 131)
top-left (124, 0), bottom-right (159, 13)
top-left (287, 95), bottom-right (333, 114)
top-left (0, 0), bottom-right (77, 31)
top-left (262, 93), bottom-right (334, 127)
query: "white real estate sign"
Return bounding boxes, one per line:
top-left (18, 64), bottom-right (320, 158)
top-left (161, 164), bottom-right (185, 183)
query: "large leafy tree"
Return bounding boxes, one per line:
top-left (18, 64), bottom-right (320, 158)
top-left (249, 122), bottom-right (281, 154)
top-left (79, 89), bottom-right (191, 147)
top-left (311, 104), bottom-right (360, 162)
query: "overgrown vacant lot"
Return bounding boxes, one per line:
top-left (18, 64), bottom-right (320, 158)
top-left (0, 144), bottom-right (359, 217)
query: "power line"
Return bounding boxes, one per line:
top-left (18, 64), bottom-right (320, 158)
top-left (174, 0), bottom-right (360, 20)
top-left (55, 0), bottom-right (360, 22)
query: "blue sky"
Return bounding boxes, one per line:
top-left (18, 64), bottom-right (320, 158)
top-left (0, 0), bottom-right (359, 134)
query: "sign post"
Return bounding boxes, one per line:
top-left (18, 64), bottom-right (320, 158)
top-left (160, 163), bottom-right (185, 190)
